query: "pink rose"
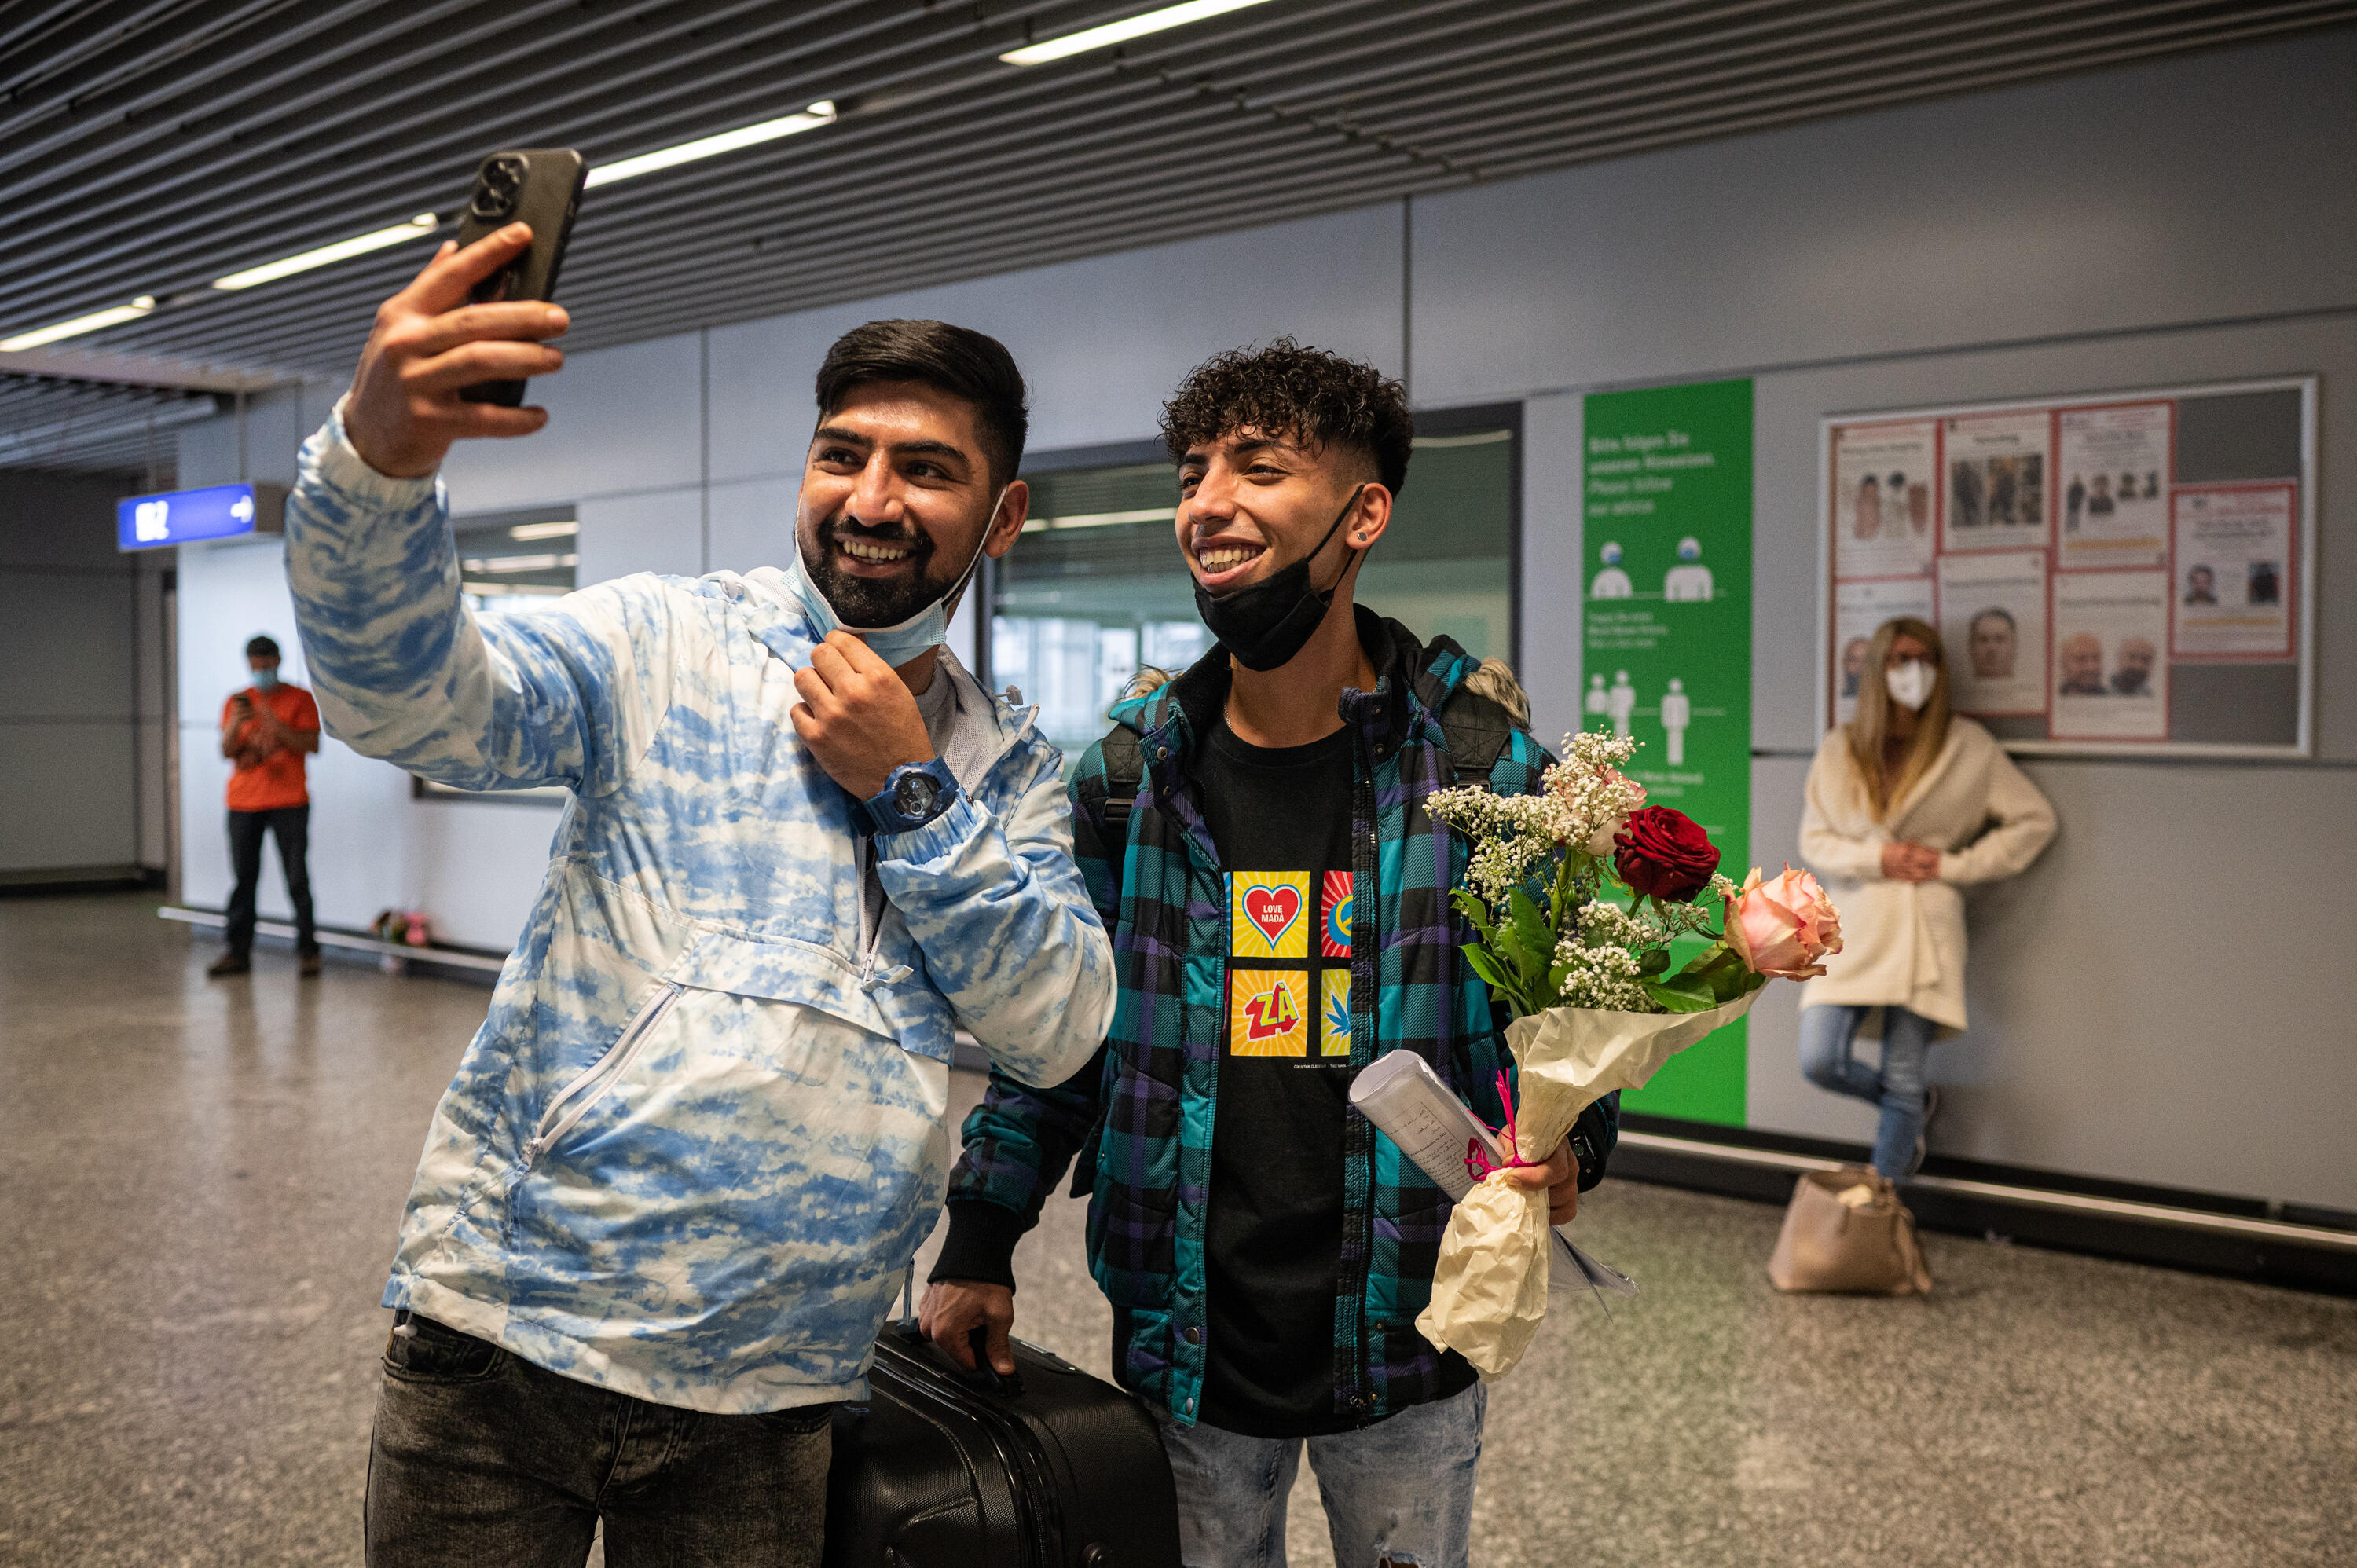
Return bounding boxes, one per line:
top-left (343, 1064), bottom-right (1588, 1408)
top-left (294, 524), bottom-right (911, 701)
top-left (1583, 768), bottom-right (1647, 856)
top-left (1725, 865), bottom-right (1843, 979)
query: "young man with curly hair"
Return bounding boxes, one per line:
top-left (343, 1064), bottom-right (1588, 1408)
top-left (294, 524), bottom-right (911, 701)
top-left (923, 341), bottom-right (1618, 1566)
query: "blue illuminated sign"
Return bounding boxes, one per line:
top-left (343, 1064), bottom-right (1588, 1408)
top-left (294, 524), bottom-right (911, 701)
top-left (116, 482), bottom-right (284, 551)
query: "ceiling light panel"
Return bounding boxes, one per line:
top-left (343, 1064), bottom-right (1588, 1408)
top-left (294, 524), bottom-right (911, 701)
top-left (584, 102), bottom-right (838, 188)
top-left (1001, 0), bottom-right (1276, 65)
top-left (213, 214), bottom-right (444, 291)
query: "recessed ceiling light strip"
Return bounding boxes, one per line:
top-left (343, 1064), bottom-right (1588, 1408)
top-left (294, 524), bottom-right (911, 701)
top-left (1000, 0), bottom-right (1275, 66)
top-left (0, 296), bottom-right (159, 352)
top-left (211, 214), bottom-right (445, 291)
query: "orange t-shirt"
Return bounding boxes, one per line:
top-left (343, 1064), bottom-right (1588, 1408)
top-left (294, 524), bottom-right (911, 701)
top-left (222, 684), bottom-right (321, 812)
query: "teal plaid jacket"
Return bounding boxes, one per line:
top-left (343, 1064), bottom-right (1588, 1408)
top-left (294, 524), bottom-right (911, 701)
top-left (937, 610), bottom-right (1618, 1428)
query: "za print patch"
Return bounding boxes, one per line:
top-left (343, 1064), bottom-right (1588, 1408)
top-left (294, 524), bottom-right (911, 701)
top-left (1229, 970), bottom-right (1309, 1057)
top-left (1230, 872), bottom-right (1309, 960)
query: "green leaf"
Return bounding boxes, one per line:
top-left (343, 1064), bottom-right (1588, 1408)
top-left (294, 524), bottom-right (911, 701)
top-left (1637, 947), bottom-right (1672, 976)
top-left (1453, 890), bottom-right (1497, 944)
top-left (1506, 887), bottom-right (1552, 962)
top-left (1461, 943), bottom-right (1523, 1013)
top-left (1642, 978), bottom-right (1718, 1013)
top-left (1545, 962), bottom-right (1574, 1007)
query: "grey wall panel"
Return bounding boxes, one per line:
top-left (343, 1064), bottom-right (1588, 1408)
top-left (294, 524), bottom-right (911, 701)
top-left (0, 471), bottom-right (125, 570)
top-left (576, 485), bottom-right (706, 588)
top-left (439, 333), bottom-right (704, 511)
top-left (0, 573), bottom-right (134, 720)
top-left (1520, 390), bottom-right (1585, 746)
top-left (706, 202), bottom-right (1407, 481)
top-left (175, 387), bottom-right (308, 489)
top-left (1410, 28), bottom-right (2357, 408)
top-left (0, 722), bottom-right (135, 867)
top-left (0, 471), bottom-right (138, 871)
top-left (705, 476), bottom-right (797, 578)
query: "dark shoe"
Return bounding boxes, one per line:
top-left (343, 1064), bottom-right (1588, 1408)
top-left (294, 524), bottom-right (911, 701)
top-left (299, 952), bottom-right (322, 977)
top-left (1904, 1086), bottom-right (1943, 1181)
top-left (207, 952), bottom-right (252, 977)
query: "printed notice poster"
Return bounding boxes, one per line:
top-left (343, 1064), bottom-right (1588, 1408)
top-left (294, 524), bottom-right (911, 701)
top-left (1831, 576), bottom-right (1934, 727)
top-left (2052, 570), bottom-right (2169, 740)
top-left (1942, 409), bottom-right (2051, 551)
top-left (2172, 484), bottom-right (2295, 658)
top-left (1831, 419), bottom-right (1935, 580)
top-left (2058, 402), bottom-right (2170, 569)
top-left (1938, 551), bottom-right (2047, 716)
top-left (1583, 378), bottom-right (1751, 1126)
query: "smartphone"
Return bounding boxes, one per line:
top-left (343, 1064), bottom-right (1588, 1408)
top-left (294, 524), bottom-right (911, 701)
top-left (452, 148), bottom-right (587, 406)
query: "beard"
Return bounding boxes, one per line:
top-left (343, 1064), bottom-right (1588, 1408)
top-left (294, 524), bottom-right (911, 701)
top-left (801, 511), bottom-right (961, 627)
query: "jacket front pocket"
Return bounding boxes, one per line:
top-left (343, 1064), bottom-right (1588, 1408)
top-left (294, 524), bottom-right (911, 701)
top-left (519, 980), bottom-right (685, 1171)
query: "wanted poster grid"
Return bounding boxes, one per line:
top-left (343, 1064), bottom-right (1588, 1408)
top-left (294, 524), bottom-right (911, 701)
top-left (1820, 378), bottom-right (2314, 758)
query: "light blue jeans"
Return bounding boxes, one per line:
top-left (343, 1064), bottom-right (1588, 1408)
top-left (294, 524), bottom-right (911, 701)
top-left (1156, 1383), bottom-right (1486, 1568)
top-left (1798, 1003), bottom-right (1938, 1181)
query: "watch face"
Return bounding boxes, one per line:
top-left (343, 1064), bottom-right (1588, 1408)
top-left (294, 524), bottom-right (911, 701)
top-left (893, 771), bottom-right (942, 820)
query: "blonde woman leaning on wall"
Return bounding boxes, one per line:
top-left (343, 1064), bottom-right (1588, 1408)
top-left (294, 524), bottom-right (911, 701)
top-left (1796, 617), bottom-right (2057, 1181)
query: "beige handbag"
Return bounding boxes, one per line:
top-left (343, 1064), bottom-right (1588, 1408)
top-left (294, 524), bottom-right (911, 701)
top-left (1767, 1167), bottom-right (1933, 1295)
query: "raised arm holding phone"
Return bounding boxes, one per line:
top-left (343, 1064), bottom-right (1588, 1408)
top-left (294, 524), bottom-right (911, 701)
top-left (291, 218), bottom-right (1113, 1568)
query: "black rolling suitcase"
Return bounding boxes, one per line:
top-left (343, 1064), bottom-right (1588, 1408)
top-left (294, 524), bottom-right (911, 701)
top-left (824, 1297), bottom-right (1182, 1568)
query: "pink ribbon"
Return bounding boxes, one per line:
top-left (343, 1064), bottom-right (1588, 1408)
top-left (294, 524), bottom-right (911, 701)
top-left (1464, 1071), bottom-right (1542, 1181)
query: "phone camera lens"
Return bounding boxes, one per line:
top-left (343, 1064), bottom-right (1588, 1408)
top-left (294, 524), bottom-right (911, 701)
top-left (470, 155), bottom-right (526, 222)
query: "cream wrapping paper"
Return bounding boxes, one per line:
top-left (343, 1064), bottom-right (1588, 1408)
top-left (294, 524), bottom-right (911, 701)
top-left (1414, 990), bottom-right (1761, 1379)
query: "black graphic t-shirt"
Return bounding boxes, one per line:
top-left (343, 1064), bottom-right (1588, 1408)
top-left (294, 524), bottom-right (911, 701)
top-left (1192, 716), bottom-right (1362, 1437)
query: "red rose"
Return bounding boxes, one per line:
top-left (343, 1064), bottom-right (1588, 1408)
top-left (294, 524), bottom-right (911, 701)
top-left (1612, 806), bottom-right (1720, 902)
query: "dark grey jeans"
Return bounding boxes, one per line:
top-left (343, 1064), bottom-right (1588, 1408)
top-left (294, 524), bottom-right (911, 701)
top-left (365, 1313), bottom-right (832, 1568)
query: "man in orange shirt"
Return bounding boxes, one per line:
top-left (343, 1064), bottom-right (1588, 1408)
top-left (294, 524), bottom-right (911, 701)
top-left (211, 635), bottom-right (323, 978)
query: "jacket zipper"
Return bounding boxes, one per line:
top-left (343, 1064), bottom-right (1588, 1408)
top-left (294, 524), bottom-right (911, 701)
top-left (1340, 720), bottom-right (1382, 1420)
top-left (518, 980), bottom-right (685, 1171)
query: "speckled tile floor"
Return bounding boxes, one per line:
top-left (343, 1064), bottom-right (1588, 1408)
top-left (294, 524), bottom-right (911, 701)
top-left (3, 893), bottom-right (2352, 1567)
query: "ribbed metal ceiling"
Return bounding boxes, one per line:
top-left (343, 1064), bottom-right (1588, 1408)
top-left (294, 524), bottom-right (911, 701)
top-left (3, 0), bottom-right (2352, 412)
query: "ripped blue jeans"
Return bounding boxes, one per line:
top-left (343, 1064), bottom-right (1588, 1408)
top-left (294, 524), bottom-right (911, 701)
top-left (1156, 1383), bottom-right (1485, 1568)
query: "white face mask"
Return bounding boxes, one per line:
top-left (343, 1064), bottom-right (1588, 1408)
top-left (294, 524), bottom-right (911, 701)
top-left (1885, 659), bottom-right (1936, 712)
top-left (783, 485), bottom-right (1010, 667)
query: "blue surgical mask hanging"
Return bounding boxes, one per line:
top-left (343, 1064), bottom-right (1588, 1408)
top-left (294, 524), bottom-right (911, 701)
top-left (781, 486), bottom-right (1010, 668)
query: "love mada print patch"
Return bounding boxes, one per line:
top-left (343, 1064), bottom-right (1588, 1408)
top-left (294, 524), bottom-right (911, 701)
top-left (1230, 871), bottom-right (1310, 960)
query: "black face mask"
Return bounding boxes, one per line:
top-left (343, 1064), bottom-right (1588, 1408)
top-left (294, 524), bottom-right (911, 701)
top-left (1193, 485), bottom-right (1365, 672)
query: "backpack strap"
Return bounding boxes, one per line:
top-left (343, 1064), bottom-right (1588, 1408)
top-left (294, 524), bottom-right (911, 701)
top-left (1087, 724), bottom-right (1146, 835)
top-left (1434, 685), bottom-right (1517, 789)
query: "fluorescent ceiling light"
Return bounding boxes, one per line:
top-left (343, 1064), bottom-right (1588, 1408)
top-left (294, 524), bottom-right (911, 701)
top-left (1021, 506), bottom-right (1175, 532)
top-left (585, 101), bottom-right (838, 188)
top-left (1000, 0), bottom-right (1274, 65)
top-left (508, 520), bottom-right (580, 540)
top-left (461, 552), bottom-right (577, 573)
top-left (213, 214), bottom-right (442, 291)
top-left (0, 295), bottom-right (158, 351)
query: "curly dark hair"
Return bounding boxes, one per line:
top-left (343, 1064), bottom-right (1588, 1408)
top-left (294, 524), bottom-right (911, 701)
top-left (1159, 339), bottom-right (1413, 496)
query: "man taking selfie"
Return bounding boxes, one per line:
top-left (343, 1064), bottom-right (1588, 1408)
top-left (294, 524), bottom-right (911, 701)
top-left (284, 225), bottom-right (1113, 1567)
top-left (924, 341), bottom-right (1617, 1567)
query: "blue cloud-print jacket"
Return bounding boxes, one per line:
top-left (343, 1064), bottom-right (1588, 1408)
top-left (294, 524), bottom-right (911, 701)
top-left (284, 411), bottom-right (1115, 1413)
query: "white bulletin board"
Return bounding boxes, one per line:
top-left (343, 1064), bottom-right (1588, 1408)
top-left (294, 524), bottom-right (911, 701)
top-left (1818, 376), bottom-right (2316, 757)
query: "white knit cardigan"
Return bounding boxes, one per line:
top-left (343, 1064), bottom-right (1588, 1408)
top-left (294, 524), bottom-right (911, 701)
top-left (1797, 716), bottom-right (2058, 1036)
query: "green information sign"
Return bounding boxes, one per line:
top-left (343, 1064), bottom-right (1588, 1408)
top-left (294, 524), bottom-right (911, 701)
top-left (1581, 379), bottom-right (1754, 1126)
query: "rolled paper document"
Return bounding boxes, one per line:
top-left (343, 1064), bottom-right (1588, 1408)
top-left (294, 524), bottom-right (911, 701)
top-left (1348, 1053), bottom-right (1637, 1303)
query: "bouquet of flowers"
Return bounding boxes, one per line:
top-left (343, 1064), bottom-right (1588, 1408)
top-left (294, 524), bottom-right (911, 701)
top-left (1414, 729), bottom-right (1843, 1378)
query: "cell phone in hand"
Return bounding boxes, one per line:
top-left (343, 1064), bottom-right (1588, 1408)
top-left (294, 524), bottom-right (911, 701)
top-left (452, 148), bottom-right (587, 407)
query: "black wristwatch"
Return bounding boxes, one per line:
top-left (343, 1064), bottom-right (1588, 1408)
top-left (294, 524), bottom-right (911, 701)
top-left (859, 758), bottom-right (961, 835)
